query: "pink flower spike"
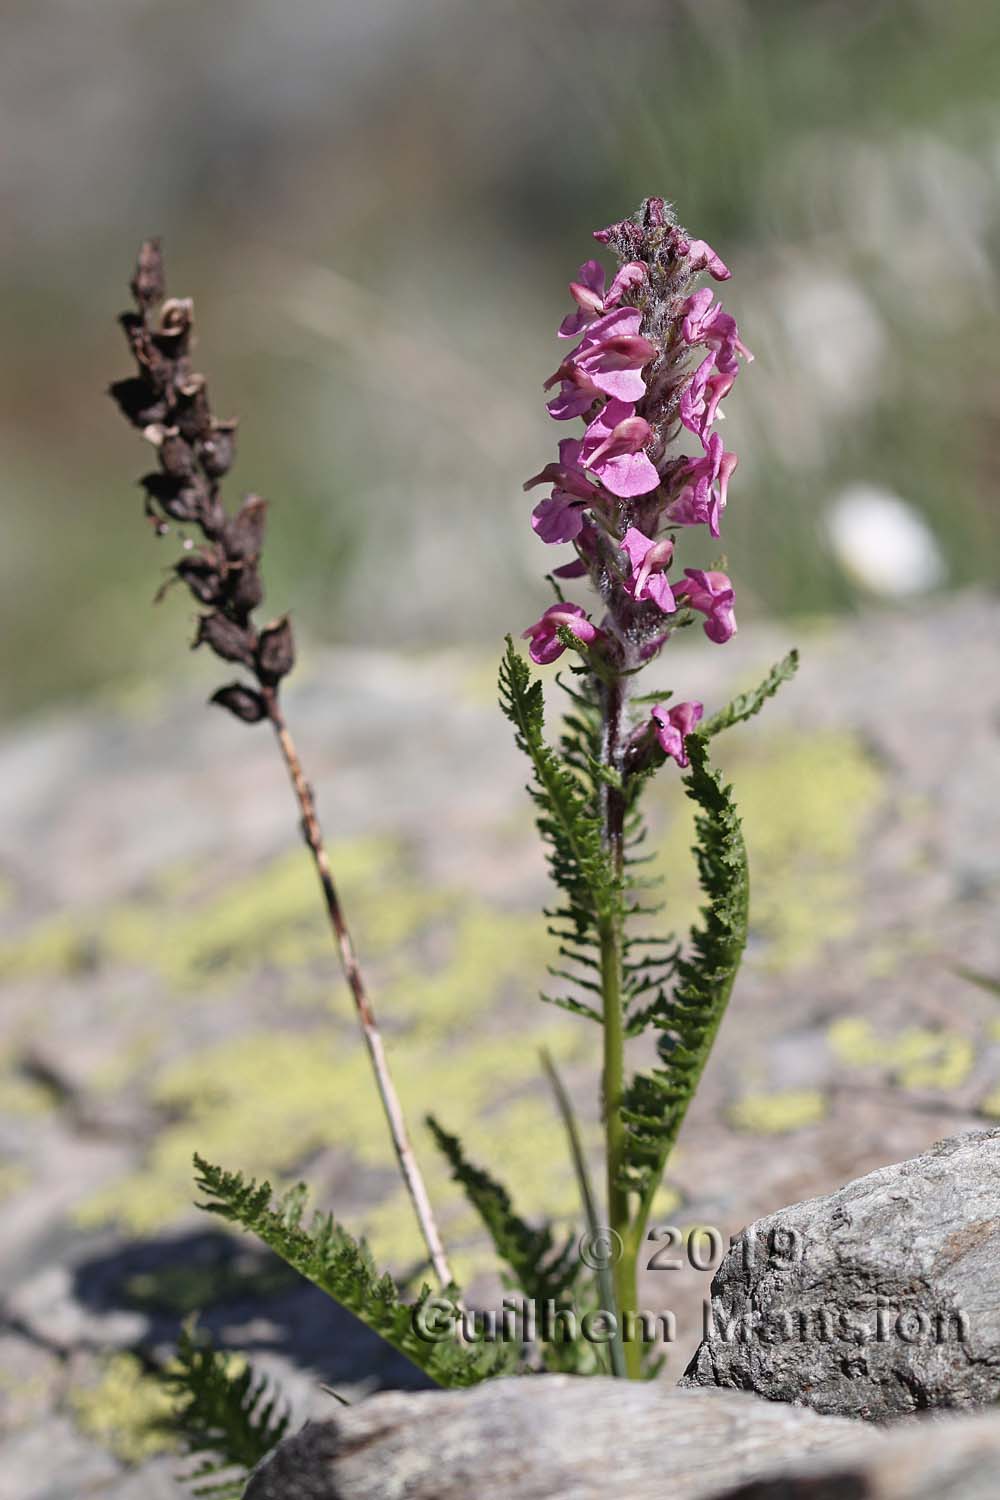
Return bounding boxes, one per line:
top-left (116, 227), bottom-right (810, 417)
top-left (580, 399), bottom-right (659, 499)
top-left (651, 700), bottom-right (704, 767)
top-left (675, 567), bottom-right (737, 644)
top-left (685, 239), bottom-right (731, 280)
top-left (522, 602), bottom-right (599, 665)
top-left (619, 526), bottom-right (676, 612)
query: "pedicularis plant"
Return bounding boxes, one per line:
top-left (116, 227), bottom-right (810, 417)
top-left (110, 198), bottom-right (796, 1490)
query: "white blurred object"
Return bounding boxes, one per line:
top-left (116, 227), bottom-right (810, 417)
top-left (826, 485), bottom-right (947, 597)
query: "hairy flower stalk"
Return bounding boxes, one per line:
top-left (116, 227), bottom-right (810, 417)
top-left (522, 198), bottom-right (753, 1375)
top-left (109, 241), bottom-right (453, 1291)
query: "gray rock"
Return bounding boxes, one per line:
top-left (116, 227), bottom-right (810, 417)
top-left (243, 1378), bottom-right (872, 1500)
top-left (712, 1408), bottom-right (1000, 1499)
top-left (682, 1129), bottom-right (1000, 1419)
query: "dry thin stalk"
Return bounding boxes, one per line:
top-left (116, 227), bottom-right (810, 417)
top-left (263, 688), bottom-right (453, 1288)
top-left (110, 239), bottom-right (453, 1290)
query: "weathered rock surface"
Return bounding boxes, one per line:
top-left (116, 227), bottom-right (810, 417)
top-left (713, 1408), bottom-right (1000, 1499)
top-left (2, 595), bottom-right (1000, 1494)
top-left (243, 1379), bottom-right (875, 1500)
top-left (682, 1129), bottom-right (1000, 1419)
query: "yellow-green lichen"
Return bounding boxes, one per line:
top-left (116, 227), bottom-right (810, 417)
top-left (979, 1088), bottom-right (1000, 1119)
top-left (728, 1088), bottom-right (828, 1134)
top-left (0, 1051), bottom-right (59, 1116)
top-left (0, 1161), bottom-right (28, 1201)
top-left (75, 1016), bottom-right (589, 1242)
top-left (69, 1353), bottom-right (178, 1464)
top-left (0, 837), bottom-right (446, 992)
top-left (652, 730), bottom-right (883, 973)
top-left (827, 1018), bottom-right (976, 1092)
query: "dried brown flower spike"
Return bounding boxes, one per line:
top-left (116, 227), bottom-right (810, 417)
top-left (110, 241), bottom-right (453, 1289)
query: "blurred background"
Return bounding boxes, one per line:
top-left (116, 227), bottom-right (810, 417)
top-left (3, 0), bottom-right (998, 721)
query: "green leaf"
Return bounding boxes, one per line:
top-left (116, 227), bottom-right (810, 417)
top-left (618, 735), bottom-right (749, 1213)
top-left (425, 1118), bottom-right (579, 1305)
top-left (193, 1156), bottom-right (512, 1388)
top-left (163, 1323), bottom-right (290, 1499)
top-left (499, 637), bottom-right (615, 947)
top-left (701, 649), bottom-right (799, 739)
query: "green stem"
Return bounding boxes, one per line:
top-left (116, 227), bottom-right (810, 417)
top-left (599, 671), bottom-right (642, 1379)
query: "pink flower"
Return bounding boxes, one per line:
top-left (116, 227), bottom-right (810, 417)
top-left (619, 526), bottom-right (676, 612)
top-left (684, 239), bottom-right (731, 280)
top-left (679, 354), bottom-right (736, 440)
top-left (558, 259), bottom-right (647, 339)
top-left (651, 700), bottom-right (704, 767)
top-left (579, 399), bottom-right (659, 499)
top-left (547, 308), bottom-right (657, 409)
top-left (531, 494), bottom-right (586, 544)
top-left (524, 438), bottom-right (601, 543)
top-left (665, 432), bottom-right (737, 538)
top-left (545, 375), bottom-right (601, 421)
top-left (674, 568), bottom-right (737, 643)
top-left (523, 438), bottom-right (596, 502)
top-left (681, 288), bottom-right (753, 376)
top-left (522, 602), bottom-right (600, 665)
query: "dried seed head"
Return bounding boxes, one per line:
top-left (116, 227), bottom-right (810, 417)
top-left (114, 240), bottom-right (296, 701)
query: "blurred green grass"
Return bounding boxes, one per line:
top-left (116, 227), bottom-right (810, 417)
top-left (2, 0), bottom-right (998, 719)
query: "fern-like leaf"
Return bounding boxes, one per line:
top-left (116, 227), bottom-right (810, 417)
top-left (499, 638), bottom-right (615, 946)
top-left (426, 1118), bottom-right (579, 1304)
top-left (701, 649), bottom-right (799, 739)
top-left (618, 734), bottom-right (749, 1209)
top-left (193, 1155), bottom-right (513, 1388)
top-left (164, 1323), bottom-right (290, 1499)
